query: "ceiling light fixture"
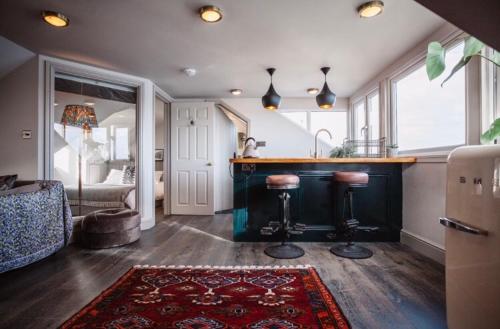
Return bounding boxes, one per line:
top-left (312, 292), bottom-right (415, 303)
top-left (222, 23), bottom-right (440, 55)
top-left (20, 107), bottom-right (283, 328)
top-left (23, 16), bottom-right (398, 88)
top-left (41, 10), bottom-right (69, 27)
top-left (84, 100), bottom-right (96, 106)
top-left (182, 68), bottom-right (197, 77)
top-left (316, 67), bottom-right (336, 109)
top-left (357, 1), bottom-right (384, 18)
top-left (307, 88), bottom-right (319, 95)
top-left (230, 89), bottom-right (243, 96)
top-left (262, 68), bottom-right (281, 110)
top-left (199, 5), bottom-right (223, 23)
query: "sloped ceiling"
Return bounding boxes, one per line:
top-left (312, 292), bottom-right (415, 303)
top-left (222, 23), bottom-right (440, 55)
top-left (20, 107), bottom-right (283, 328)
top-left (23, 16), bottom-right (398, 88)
top-left (0, 0), bottom-right (445, 98)
top-left (0, 35), bottom-right (34, 80)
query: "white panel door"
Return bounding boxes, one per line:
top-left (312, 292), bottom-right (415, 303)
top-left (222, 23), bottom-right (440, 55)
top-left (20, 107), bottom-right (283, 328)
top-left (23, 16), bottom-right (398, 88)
top-left (171, 102), bottom-right (215, 215)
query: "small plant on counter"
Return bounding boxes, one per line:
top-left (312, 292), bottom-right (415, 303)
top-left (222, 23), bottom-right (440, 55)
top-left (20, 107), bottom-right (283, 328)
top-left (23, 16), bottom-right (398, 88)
top-left (386, 144), bottom-right (399, 157)
top-left (329, 145), bottom-right (354, 158)
top-left (481, 118), bottom-right (500, 144)
top-left (426, 36), bottom-right (499, 86)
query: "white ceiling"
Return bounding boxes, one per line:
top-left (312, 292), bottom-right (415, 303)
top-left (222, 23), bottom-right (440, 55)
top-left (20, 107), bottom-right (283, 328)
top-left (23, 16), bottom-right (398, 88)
top-left (0, 0), bottom-right (445, 98)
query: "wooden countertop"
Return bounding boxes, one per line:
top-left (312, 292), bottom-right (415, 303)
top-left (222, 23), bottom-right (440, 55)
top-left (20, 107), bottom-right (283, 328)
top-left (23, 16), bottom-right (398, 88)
top-left (229, 157), bottom-right (417, 164)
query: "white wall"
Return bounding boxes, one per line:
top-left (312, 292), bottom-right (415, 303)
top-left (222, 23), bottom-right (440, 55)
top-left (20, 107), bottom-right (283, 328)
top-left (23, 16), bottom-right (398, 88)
top-left (0, 57), bottom-right (41, 179)
top-left (221, 97), bottom-right (348, 158)
top-left (214, 108), bottom-right (236, 211)
top-left (402, 162), bottom-right (447, 262)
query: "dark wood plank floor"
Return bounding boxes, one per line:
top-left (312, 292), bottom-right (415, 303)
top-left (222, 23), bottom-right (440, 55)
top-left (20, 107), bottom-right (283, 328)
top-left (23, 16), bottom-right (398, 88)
top-left (0, 212), bottom-right (446, 329)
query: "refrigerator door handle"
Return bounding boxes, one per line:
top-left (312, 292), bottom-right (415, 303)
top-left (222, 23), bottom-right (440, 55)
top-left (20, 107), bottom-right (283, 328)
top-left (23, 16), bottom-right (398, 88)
top-left (439, 217), bottom-right (488, 236)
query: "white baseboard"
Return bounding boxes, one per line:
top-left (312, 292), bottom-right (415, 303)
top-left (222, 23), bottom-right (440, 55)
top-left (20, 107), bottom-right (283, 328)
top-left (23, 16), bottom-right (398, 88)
top-left (400, 230), bottom-right (445, 265)
top-left (140, 217), bottom-right (155, 230)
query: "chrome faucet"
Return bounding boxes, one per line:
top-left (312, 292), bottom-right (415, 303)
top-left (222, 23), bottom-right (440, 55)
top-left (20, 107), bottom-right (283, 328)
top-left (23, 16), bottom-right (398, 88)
top-left (313, 129), bottom-right (332, 158)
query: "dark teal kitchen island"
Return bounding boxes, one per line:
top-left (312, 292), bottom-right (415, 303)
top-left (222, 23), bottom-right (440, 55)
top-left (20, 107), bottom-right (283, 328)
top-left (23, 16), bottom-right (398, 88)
top-left (231, 157), bottom-right (416, 242)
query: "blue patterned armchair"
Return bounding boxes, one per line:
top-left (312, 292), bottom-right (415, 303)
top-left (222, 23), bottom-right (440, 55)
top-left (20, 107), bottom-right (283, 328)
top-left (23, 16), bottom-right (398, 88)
top-left (0, 180), bottom-right (73, 273)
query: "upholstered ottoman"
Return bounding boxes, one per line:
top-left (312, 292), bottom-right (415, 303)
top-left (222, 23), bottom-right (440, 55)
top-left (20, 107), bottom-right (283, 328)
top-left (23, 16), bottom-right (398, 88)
top-left (81, 209), bottom-right (141, 249)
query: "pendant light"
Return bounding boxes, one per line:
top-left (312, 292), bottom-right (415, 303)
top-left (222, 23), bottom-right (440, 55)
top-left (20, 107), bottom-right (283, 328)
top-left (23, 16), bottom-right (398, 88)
top-left (262, 68), bottom-right (281, 110)
top-left (316, 67), bottom-right (336, 109)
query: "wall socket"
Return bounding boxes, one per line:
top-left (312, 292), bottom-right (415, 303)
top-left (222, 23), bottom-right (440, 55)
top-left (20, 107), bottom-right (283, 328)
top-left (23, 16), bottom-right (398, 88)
top-left (22, 130), bottom-right (32, 139)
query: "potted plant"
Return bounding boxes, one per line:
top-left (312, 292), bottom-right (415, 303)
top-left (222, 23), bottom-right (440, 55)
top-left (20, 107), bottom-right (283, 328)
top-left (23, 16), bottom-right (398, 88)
top-left (426, 36), bottom-right (499, 86)
top-left (386, 144), bottom-right (398, 158)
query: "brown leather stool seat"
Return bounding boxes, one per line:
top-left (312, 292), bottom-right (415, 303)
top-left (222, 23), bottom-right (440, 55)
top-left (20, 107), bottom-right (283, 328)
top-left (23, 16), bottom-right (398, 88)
top-left (266, 174), bottom-right (300, 189)
top-left (81, 208), bottom-right (141, 249)
top-left (334, 171), bottom-right (369, 186)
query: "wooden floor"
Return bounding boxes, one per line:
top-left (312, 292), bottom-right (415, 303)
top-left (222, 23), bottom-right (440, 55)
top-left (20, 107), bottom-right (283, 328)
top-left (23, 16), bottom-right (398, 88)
top-left (0, 212), bottom-right (446, 329)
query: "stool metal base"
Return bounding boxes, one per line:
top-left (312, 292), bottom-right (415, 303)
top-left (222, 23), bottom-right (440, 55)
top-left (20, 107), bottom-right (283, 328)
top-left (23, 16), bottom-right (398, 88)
top-left (264, 243), bottom-right (305, 259)
top-left (330, 243), bottom-right (373, 259)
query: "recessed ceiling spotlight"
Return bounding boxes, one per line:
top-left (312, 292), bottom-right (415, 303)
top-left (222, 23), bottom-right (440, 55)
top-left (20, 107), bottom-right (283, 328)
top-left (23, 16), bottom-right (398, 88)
top-left (307, 88), bottom-right (319, 95)
top-left (230, 89), bottom-right (243, 96)
top-left (182, 68), bottom-right (197, 77)
top-left (84, 100), bottom-right (95, 106)
top-left (357, 1), bottom-right (384, 18)
top-left (199, 5), bottom-right (223, 23)
top-left (41, 10), bottom-right (69, 27)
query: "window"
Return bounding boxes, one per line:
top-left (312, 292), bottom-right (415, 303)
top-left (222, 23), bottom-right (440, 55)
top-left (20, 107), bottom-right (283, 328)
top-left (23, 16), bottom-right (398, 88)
top-left (367, 92), bottom-right (380, 140)
top-left (280, 110), bottom-right (348, 146)
top-left (481, 46), bottom-right (500, 139)
top-left (310, 111), bottom-right (348, 146)
top-left (391, 41), bottom-right (466, 152)
top-left (352, 100), bottom-right (366, 140)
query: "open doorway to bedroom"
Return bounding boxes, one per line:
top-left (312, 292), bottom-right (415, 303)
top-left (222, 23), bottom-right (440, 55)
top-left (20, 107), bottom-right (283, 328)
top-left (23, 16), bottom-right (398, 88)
top-left (155, 96), bottom-right (170, 216)
top-left (53, 73), bottom-right (138, 217)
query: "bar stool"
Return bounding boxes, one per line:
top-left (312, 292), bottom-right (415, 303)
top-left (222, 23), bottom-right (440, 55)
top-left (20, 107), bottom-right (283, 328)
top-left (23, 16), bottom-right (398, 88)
top-left (260, 174), bottom-right (306, 259)
top-left (330, 171), bottom-right (373, 259)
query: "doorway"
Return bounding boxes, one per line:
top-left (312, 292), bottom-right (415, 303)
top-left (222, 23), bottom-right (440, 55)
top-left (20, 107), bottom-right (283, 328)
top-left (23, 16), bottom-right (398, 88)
top-left (155, 96), bottom-right (170, 216)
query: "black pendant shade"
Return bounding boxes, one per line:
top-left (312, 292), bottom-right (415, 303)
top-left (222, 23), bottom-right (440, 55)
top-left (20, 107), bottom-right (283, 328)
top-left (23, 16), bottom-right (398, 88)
top-left (316, 67), bottom-right (336, 109)
top-left (262, 68), bottom-right (281, 110)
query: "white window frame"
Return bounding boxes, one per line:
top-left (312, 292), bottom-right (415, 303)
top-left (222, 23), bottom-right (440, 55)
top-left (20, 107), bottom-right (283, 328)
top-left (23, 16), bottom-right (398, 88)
top-left (481, 46), bottom-right (500, 139)
top-left (350, 88), bottom-right (380, 142)
top-left (388, 36), bottom-right (476, 156)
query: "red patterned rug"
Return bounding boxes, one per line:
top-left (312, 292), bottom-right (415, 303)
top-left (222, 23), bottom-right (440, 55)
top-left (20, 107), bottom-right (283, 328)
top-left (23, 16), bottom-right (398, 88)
top-left (60, 265), bottom-right (350, 328)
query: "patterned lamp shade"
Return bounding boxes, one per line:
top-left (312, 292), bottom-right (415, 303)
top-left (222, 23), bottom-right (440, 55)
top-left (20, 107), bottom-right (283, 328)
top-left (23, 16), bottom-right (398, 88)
top-left (60, 105), bottom-right (98, 131)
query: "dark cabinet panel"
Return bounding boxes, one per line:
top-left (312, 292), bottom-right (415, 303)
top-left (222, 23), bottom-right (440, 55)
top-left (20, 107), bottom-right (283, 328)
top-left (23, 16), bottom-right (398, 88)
top-left (233, 163), bottom-right (402, 242)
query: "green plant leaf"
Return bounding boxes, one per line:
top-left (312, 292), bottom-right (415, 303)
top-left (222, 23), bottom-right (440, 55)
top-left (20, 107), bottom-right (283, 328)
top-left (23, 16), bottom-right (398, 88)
top-left (426, 41), bottom-right (446, 80)
top-left (476, 51), bottom-right (500, 66)
top-left (481, 118), bottom-right (500, 143)
top-left (463, 37), bottom-right (484, 59)
top-left (441, 56), bottom-right (471, 87)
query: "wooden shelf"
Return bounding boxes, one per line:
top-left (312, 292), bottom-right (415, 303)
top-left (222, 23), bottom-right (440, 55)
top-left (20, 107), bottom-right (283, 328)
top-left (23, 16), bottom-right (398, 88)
top-left (229, 157), bottom-right (417, 164)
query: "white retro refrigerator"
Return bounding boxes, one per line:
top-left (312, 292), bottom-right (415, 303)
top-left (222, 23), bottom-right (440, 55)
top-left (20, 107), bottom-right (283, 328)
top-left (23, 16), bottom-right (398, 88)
top-left (441, 145), bottom-right (500, 329)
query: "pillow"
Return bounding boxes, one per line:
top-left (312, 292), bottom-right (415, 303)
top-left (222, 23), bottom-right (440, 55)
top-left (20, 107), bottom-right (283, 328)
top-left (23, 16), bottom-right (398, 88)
top-left (0, 174), bottom-right (18, 191)
top-left (154, 171), bottom-right (163, 183)
top-left (102, 169), bottom-right (124, 185)
top-left (122, 165), bottom-right (136, 184)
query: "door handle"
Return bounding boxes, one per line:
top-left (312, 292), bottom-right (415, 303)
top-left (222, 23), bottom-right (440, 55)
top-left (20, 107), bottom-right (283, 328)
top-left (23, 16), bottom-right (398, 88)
top-left (206, 162), bottom-right (213, 166)
top-left (439, 217), bottom-right (488, 236)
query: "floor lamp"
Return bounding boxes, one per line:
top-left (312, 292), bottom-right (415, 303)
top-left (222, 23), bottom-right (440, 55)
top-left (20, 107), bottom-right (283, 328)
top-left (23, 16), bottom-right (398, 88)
top-left (61, 105), bottom-right (98, 216)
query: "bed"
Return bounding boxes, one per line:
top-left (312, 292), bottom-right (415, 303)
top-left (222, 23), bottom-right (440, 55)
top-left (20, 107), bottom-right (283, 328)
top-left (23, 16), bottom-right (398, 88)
top-left (66, 169), bottom-right (165, 214)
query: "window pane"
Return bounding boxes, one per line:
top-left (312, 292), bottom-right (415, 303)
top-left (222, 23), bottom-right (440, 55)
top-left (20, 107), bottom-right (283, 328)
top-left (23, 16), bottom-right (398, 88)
top-left (394, 41), bottom-right (466, 151)
top-left (281, 112), bottom-right (307, 130)
top-left (368, 92), bottom-right (379, 140)
top-left (353, 101), bottom-right (366, 140)
top-left (310, 111), bottom-right (347, 146)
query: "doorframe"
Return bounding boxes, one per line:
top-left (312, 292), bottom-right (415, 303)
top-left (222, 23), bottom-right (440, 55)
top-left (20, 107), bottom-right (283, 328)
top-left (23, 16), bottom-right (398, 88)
top-left (39, 55), bottom-right (167, 230)
top-left (154, 87), bottom-right (172, 216)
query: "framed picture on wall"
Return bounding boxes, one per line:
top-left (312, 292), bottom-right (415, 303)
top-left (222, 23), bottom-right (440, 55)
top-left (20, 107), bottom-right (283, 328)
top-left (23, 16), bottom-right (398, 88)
top-left (155, 149), bottom-right (164, 161)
